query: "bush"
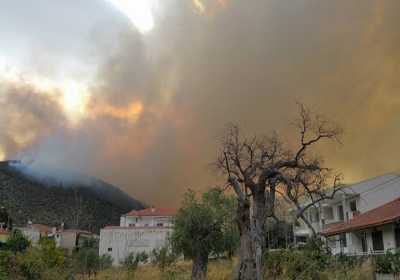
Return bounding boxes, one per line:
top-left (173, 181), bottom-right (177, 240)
top-left (5, 229), bottom-right (30, 253)
top-left (264, 239), bottom-right (370, 280)
top-left (151, 246), bottom-right (177, 271)
top-left (374, 250), bottom-right (400, 275)
top-left (123, 251), bottom-right (149, 272)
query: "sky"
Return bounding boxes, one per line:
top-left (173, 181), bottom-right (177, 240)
top-left (1, 0), bottom-right (400, 206)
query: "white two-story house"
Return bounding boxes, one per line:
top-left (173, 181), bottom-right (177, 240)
top-left (99, 208), bottom-right (176, 265)
top-left (293, 173), bottom-right (400, 255)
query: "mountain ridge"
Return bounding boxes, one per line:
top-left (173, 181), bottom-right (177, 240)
top-left (0, 161), bottom-right (145, 233)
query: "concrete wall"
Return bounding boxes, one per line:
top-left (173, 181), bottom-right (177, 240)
top-left (99, 227), bottom-right (172, 265)
top-left (121, 216), bottom-right (173, 228)
top-left (59, 232), bottom-right (77, 254)
top-left (19, 228), bottom-right (41, 246)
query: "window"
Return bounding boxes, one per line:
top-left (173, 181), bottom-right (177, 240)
top-left (108, 248), bottom-right (112, 252)
top-left (337, 205), bottom-right (344, 221)
top-left (372, 230), bottom-right (384, 251)
top-left (157, 223), bottom-right (164, 227)
top-left (395, 225), bottom-right (400, 248)
top-left (350, 201), bottom-right (357, 212)
top-left (129, 223), bottom-right (136, 227)
top-left (324, 207), bottom-right (334, 220)
top-left (360, 232), bottom-right (367, 252)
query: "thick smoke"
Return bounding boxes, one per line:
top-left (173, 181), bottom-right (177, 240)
top-left (1, 0), bottom-right (400, 205)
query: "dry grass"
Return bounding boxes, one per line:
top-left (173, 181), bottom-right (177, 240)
top-left (80, 259), bottom-right (376, 280)
top-left (89, 259), bottom-right (235, 280)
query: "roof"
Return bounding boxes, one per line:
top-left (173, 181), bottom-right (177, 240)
top-left (124, 208), bottom-right (177, 217)
top-left (30, 224), bottom-right (52, 233)
top-left (322, 197), bottom-right (400, 236)
top-left (102, 226), bottom-right (173, 230)
top-left (62, 229), bottom-right (95, 235)
top-left (0, 229), bottom-right (9, 235)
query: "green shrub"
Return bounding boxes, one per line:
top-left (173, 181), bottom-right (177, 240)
top-left (5, 229), bottom-right (30, 253)
top-left (123, 251), bottom-right (149, 272)
top-left (151, 246), bottom-right (177, 271)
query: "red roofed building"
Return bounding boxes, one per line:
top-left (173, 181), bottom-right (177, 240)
top-left (322, 197), bottom-right (400, 255)
top-left (292, 173), bottom-right (400, 255)
top-left (100, 207), bottom-right (176, 265)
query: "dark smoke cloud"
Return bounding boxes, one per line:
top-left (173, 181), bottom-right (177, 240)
top-left (2, 0), bottom-right (400, 206)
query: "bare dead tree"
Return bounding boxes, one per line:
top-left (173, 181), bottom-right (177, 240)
top-left (216, 104), bottom-right (342, 280)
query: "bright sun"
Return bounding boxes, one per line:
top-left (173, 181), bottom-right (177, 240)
top-left (61, 82), bottom-right (90, 121)
top-left (106, 0), bottom-right (155, 34)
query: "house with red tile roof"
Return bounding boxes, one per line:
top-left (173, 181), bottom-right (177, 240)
top-left (322, 197), bottom-right (400, 255)
top-left (292, 173), bottom-right (400, 255)
top-left (99, 207), bottom-right (176, 265)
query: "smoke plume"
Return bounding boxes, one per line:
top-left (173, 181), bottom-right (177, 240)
top-left (1, 0), bottom-right (400, 205)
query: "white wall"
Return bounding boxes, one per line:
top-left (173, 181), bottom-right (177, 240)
top-left (99, 228), bottom-right (172, 265)
top-left (120, 216), bottom-right (173, 228)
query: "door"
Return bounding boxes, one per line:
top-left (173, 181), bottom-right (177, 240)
top-left (361, 232), bottom-right (367, 253)
top-left (395, 225), bottom-right (400, 248)
top-left (372, 230), bottom-right (384, 251)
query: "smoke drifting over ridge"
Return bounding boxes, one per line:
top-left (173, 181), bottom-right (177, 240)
top-left (1, 0), bottom-right (400, 205)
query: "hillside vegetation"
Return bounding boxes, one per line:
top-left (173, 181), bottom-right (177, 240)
top-left (0, 162), bottom-right (144, 232)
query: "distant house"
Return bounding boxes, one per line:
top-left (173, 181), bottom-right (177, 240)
top-left (57, 229), bottom-right (98, 254)
top-left (17, 223), bottom-right (55, 246)
top-left (322, 197), bottom-right (400, 255)
top-left (292, 173), bottom-right (400, 255)
top-left (99, 207), bottom-right (176, 265)
top-left (18, 222), bottom-right (97, 253)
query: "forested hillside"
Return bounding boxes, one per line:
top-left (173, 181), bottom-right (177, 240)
top-left (0, 162), bottom-right (144, 233)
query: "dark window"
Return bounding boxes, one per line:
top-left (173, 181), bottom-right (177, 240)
top-left (372, 230), bottom-right (384, 251)
top-left (361, 232), bottom-right (367, 252)
top-left (337, 205), bottom-right (344, 221)
top-left (340, 233), bottom-right (347, 247)
top-left (350, 201), bottom-right (357, 212)
top-left (395, 225), bottom-right (400, 248)
top-left (129, 223), bottom-right (135, 227)
top-left (108, 248), bottom-right (112, 252)
top-left (157, 223), bottom-right (164, 227)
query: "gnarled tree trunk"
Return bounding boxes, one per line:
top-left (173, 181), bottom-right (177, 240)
top-left (192, 253), bottom-right (208, 280)
top-left (235, 198), bottom-right (257, 280)
top-left (252, 190), bottom-right (267, 280)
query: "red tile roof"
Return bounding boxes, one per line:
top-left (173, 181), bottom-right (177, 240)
top-left (125, 208), bottom-right (177, 217)
top-left (30, 224), bottom-right (52, 233)
top-left (323, 197), bottom-right (400, 236)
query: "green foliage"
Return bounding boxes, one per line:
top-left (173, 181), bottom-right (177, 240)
top-left (0, 238), bottom-right (71, 280)
top-left (171, 188), bottom-right (239, 262)
top-left (37, 238), bottom-right (65, 268)
top-left (74, 248), bottom-right (102, 276)
top-left (123, 251), bottom-right (149, 272)
top-left (374, 250), bottom-right (400, 274)
top-left (4, 229), bottom-right (30, 253)
top-left (264, 241), bottom-right (375, 280)
top-left (151, 246), bottom-right (178, 271)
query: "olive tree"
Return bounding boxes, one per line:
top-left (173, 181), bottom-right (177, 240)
top-left (171, 188), bottom-right (238, 280)
top-left (216, 104), bottom-right (342, 280)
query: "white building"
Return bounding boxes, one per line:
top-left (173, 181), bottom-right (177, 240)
top-left (18, 223), bottom-right (97, 253)
top-left (99, 208), bottom-right (176, 265)
top-left (293, 173), bottom-right (400, 255)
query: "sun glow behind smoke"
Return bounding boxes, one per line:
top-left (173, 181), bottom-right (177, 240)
top-left (106, 0), bottom-right (155, 33)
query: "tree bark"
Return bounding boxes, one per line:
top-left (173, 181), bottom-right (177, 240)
top-left (252, 190), bottom-right (267, 280)
top-left (235, 198), bottom-right (257, 280)
top-left (192, 253), bottom-right (208, 280)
